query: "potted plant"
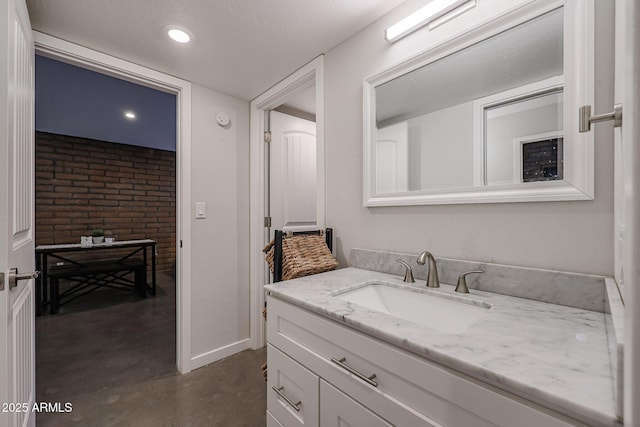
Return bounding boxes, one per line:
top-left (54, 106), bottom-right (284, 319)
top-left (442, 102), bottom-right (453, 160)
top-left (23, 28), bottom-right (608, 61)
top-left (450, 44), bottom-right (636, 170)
top-left (91, 229), bottom-right (105, 244)
top-left (104, 230), bottom-right (114, 245)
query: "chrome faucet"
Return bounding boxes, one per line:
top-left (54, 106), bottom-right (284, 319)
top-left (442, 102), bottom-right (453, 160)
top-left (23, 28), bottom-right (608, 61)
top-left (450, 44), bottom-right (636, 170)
top-left (395, 259), bottom-right (415, 283)
top-left (417, 251), bottom-right (439, 288)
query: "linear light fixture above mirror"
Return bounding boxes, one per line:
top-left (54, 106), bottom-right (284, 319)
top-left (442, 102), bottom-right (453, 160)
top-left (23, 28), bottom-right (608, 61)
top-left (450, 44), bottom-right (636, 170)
top-left (385, 0), bottom-right (474, 43)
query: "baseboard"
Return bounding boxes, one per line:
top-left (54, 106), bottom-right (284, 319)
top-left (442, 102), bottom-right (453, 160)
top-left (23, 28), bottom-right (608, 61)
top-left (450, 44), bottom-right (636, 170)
top-left (190, 338), bottom-right (251, 370)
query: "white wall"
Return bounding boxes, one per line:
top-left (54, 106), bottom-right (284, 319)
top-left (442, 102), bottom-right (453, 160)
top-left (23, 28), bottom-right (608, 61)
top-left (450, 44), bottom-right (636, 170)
top-left (324, 0), bottom-right (614, 275)
top-left (409, 102), bottom-right (473, 190)
top-left (190, 84), bottom-right (250, 366)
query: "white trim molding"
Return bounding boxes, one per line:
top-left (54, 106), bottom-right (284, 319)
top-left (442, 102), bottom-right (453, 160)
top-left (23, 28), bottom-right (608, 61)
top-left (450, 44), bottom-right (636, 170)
top-left (33, 32), bottom-right (193, 374)
top-left (249, 56), bottom-right (325, 349)
top-left (472, 76), bottom-right (564, 186)
top-left (622, 0), bottom-right (640, 423)
top-left (190, 339), bottom-right (251, 371)
top-left (363, 0), bottom-right (594, 206)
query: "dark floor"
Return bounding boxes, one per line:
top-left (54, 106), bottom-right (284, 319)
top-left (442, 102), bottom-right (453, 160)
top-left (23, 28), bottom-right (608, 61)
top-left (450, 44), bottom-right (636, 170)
top-left (36, 272), bottom-right (267, 426)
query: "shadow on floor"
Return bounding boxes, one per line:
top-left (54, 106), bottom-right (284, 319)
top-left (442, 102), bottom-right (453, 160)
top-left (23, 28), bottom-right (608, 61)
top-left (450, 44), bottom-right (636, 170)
top-left (36, 272), bottom-right (267, 426)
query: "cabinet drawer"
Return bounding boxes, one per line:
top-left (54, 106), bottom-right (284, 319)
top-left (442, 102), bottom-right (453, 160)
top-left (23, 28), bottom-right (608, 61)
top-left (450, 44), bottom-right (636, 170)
top-left (267, 296), bottom-right (588, 427)
top-left (266, 410), bottom-right (284, 427)
top-left (320, 380), bottom-right (392, 427)
top-left (267, 344), bottom-right (319, 427)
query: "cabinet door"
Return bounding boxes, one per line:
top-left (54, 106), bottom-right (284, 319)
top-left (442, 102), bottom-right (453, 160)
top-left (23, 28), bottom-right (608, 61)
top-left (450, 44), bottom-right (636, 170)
top-left (320, 380), bottom-right (393, 427)
top-left (267, 410), bottom-right (285, 427)
top-left (267, 344), bottom-right (319, 427)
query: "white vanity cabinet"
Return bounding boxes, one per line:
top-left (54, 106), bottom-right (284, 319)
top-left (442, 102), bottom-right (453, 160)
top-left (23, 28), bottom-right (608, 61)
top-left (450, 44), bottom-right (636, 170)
top-left (267, 344), bottom-right (319, 427)
top-left (320, 380), bottom-right (392, 427)
top-left (267, 345), bottom-right (391, 427)
top-left (266, 295), bottom-right (592, 427)
top-left (266, 411), bottom-right (284, 427)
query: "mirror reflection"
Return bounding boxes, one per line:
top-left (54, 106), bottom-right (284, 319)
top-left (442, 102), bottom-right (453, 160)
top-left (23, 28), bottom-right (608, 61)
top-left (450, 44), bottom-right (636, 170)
top-left (483, 87), bottom-right (563, 185)
top-left (374, 7), bottom-right (563, 194)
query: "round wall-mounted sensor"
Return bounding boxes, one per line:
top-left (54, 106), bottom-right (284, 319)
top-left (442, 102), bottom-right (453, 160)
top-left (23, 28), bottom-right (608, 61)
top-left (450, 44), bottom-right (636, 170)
top-left (216, 112), bottom-right (230, 127)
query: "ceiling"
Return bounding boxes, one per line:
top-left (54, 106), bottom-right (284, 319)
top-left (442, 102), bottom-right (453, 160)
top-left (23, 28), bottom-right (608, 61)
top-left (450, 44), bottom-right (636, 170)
top-left (26, 0), bottom-right (406, 101)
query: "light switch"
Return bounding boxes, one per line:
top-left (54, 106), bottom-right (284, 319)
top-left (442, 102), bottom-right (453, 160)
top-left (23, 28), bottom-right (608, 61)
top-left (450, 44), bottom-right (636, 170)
top-left (195, 202), bottom-right (206, 219)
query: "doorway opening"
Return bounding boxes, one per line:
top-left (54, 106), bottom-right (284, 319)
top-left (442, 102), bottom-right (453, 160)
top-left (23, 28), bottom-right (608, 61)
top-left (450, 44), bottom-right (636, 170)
top-left (249, 56), bottom-right (325, 348)
top-left (33, 32), bottom-right (193, 376)
top-left (268, 86), bottom-right (319, 237)
top-left (33, 50), bottom-right (181, 423)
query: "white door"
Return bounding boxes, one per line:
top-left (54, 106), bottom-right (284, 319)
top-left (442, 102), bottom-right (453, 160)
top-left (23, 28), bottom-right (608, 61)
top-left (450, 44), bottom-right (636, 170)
top-left (375, 122), bottom-right (408, 193)
top-left (615, 1), bottom-right (640, 424)
top-left (270, 110), bottom-right (317, 234)
top-left (0, 0), bottom-right (36, 426)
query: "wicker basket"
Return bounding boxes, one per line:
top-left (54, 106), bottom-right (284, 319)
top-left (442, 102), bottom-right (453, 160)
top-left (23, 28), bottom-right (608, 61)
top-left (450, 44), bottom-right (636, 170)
top-left (263, 233), bottom-right (337, 281)
top-left (263, 240), bottom-right (275, 272)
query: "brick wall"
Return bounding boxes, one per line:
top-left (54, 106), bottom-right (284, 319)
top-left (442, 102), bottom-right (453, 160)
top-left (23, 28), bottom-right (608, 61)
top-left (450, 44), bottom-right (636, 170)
top-left (35, 132), bottom-right (176, 272)
top-left (522, 137), bottom-right (564, 183)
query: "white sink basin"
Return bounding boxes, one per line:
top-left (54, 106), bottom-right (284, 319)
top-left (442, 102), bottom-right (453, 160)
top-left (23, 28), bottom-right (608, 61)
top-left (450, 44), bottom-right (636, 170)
top-left (335, 282), bottom-right (491, 334)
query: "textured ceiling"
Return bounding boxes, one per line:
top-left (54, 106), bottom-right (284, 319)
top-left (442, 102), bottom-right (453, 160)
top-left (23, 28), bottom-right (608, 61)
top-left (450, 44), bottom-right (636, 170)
top-left (26, 0), bottom-right (406, 101)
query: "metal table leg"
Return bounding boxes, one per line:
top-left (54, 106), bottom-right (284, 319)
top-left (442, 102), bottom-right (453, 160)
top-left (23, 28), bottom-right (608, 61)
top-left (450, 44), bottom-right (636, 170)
top-left (151, 243), bottom-right (157, 296)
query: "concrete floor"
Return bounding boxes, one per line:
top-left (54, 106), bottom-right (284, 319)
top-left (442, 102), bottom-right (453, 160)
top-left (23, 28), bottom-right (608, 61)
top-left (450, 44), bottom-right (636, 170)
top-left (36, 272), bottom-right (267, 426)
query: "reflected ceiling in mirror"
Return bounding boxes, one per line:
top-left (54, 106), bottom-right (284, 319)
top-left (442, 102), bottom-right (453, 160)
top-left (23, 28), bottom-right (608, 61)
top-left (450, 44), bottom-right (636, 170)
top-left (373, 7), bottom-right (563, 194)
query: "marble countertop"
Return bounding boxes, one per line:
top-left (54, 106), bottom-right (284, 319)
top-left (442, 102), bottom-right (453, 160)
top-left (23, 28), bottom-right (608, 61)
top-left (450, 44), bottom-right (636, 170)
top-left (265, 267), bottom-right (618, 426)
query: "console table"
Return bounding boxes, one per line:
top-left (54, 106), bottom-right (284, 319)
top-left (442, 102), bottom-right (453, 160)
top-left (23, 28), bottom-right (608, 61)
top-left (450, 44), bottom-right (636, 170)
top-left (35, 239), bottom-right (157, 316)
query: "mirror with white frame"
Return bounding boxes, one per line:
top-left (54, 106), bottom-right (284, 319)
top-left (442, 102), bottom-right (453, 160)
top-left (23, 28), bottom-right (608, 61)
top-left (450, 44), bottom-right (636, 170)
top-left (363, 2), bottom-right (594, 206)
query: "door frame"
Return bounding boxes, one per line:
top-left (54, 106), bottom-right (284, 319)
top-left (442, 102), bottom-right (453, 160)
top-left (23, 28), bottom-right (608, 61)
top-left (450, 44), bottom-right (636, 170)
top-left (621, 0), bottom-right (640, 422)
top-left (249, 56), bottom-right (325, 349)
top-left (32, 32), bottom-right (193, 373)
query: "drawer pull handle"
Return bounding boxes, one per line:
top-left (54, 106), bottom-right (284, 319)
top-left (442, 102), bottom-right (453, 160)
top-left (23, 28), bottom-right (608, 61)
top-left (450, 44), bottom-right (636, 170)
top-left (331, 357), bottom-right (379, 388)
top-left (272, 386), bottom-right (302, 412)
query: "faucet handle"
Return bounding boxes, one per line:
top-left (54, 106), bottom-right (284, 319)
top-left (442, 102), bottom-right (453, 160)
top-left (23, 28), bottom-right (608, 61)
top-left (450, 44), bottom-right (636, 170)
top-left (455, 270), bottom-right (484, 293)
top-left (395, 259), bottom-right (415, 283)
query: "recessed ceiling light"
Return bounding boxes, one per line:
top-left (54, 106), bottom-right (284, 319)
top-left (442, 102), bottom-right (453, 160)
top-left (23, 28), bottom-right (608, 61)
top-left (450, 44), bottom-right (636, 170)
top-left (124, 111), bottom-right (136, 119)
top-left (165, 25), bottom-right (193, 44)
